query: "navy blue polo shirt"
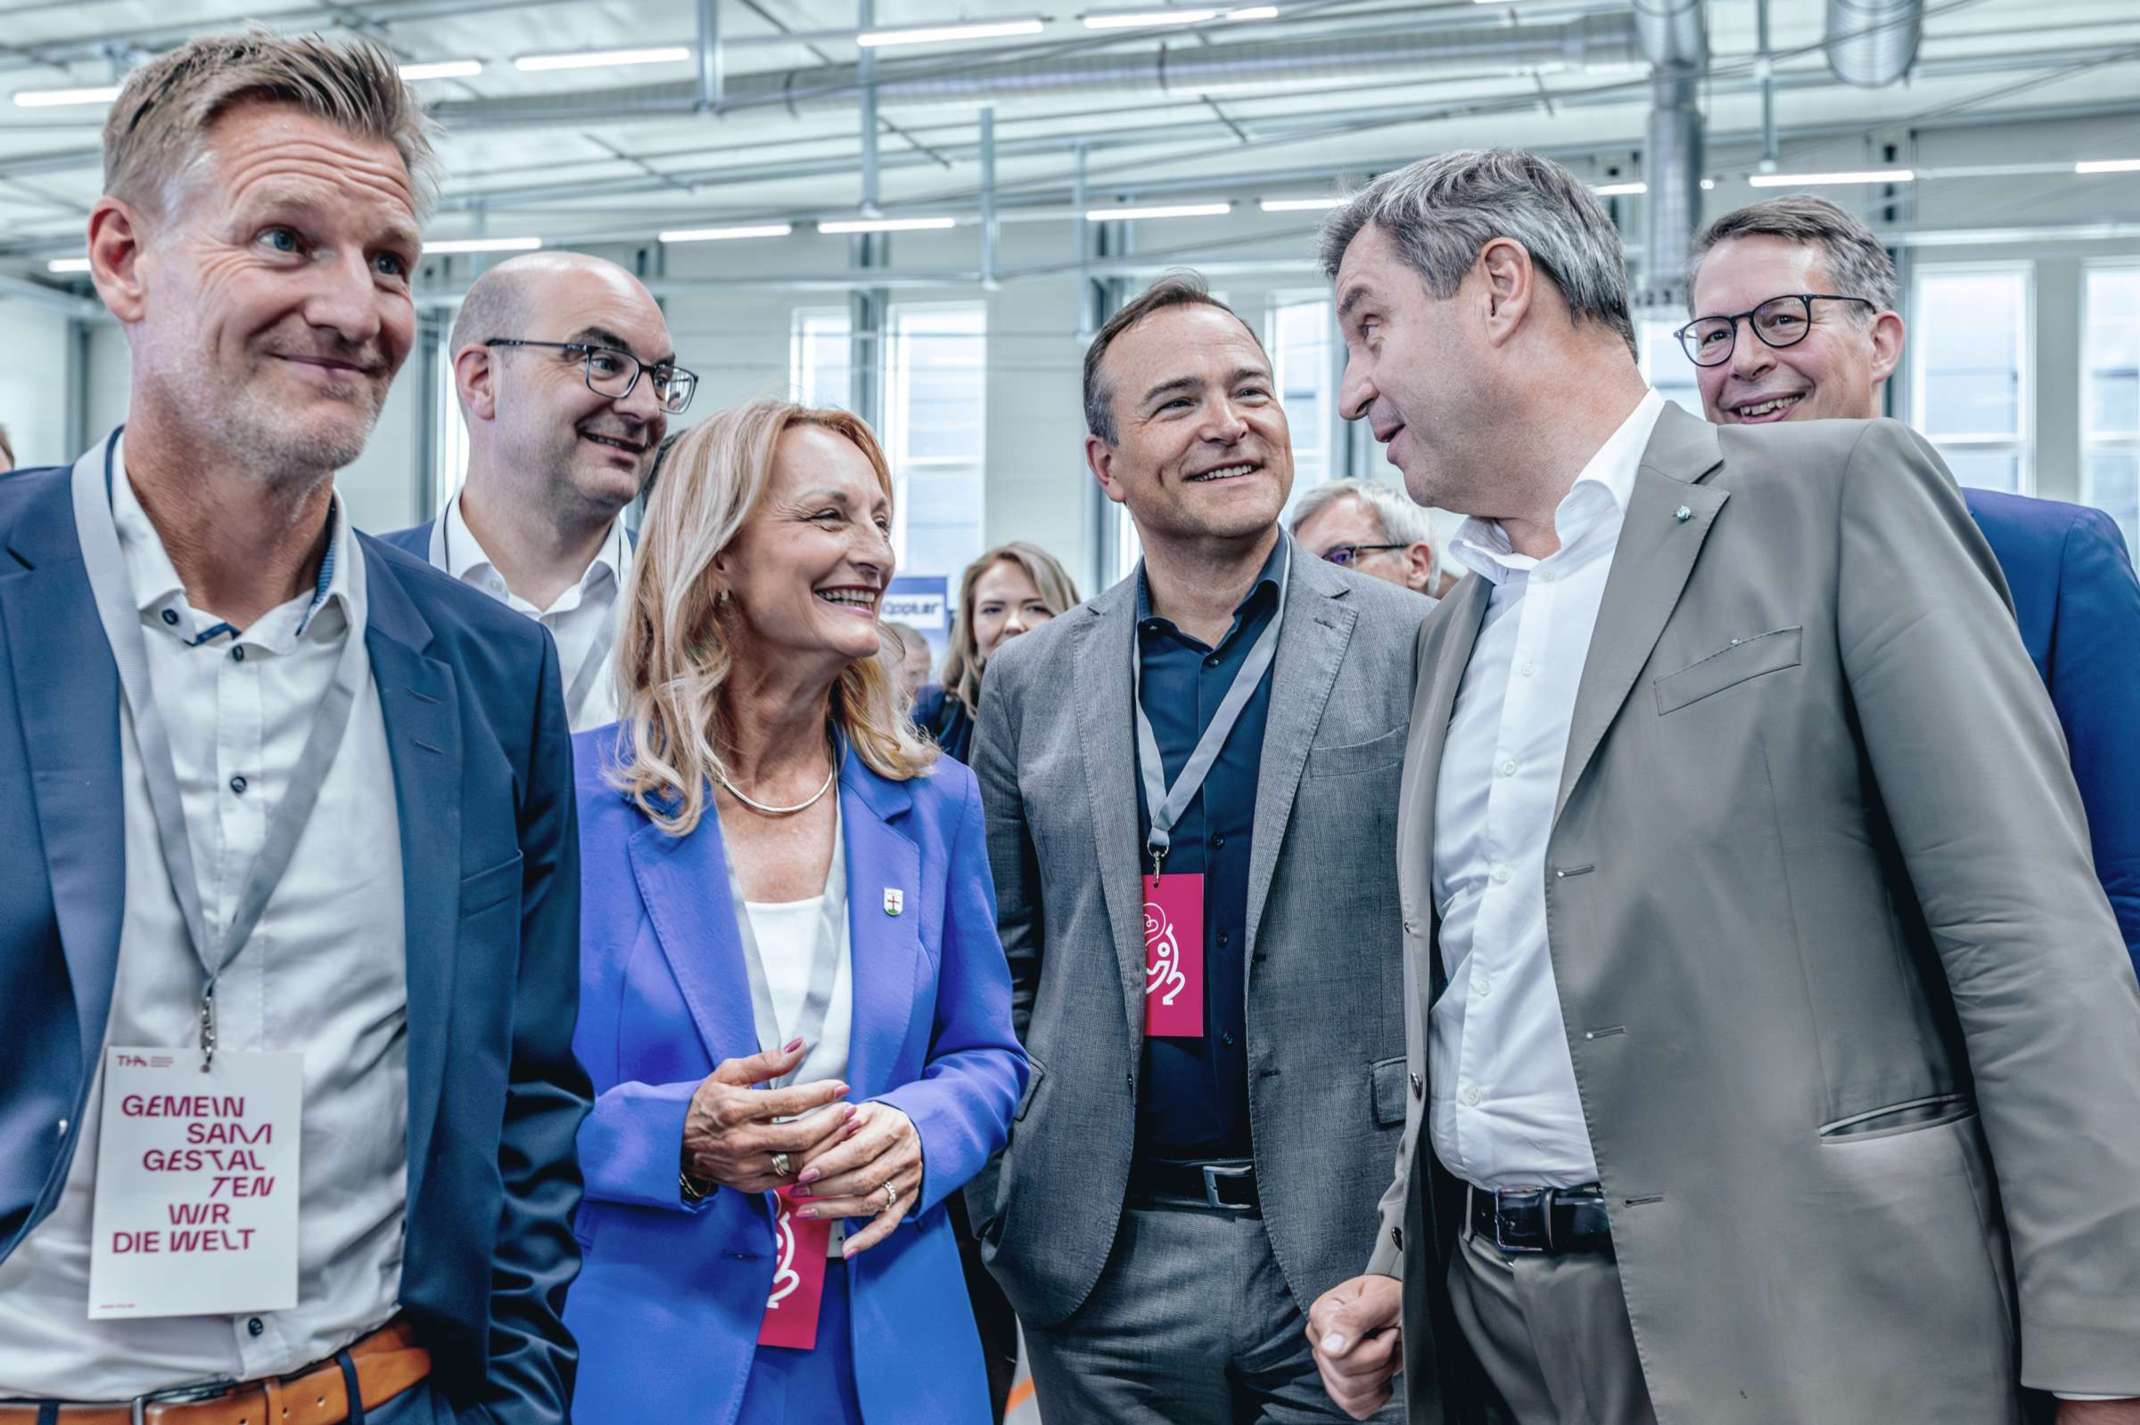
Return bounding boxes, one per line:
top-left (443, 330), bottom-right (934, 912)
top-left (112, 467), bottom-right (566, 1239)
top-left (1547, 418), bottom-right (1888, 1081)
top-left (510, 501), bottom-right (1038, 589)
top-left (1131, 538), bottom-right (1285, 1162)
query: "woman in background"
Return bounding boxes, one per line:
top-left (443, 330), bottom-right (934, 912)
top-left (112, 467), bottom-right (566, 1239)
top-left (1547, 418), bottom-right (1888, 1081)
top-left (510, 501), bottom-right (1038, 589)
top-left (567, 399), bottom-right (1027, 1425)
top-left (914, 542), bottom-right (1080, 765)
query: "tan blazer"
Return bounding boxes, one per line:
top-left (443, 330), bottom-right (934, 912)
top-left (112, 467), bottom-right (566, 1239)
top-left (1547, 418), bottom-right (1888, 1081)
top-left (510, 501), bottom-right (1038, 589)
top-left (1377, 405), bottom-right (2140, 1424)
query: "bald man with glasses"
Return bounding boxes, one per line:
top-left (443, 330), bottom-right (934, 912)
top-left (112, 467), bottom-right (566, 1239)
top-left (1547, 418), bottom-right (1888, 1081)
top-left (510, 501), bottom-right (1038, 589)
top-left (383, 252), bottom-right (695, 731)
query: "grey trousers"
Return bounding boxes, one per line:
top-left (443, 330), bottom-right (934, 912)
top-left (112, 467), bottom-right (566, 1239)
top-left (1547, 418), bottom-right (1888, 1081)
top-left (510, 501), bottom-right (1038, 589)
top-left (1446, 1220), bottom-right (1658, 1425)
top-left (1022, 1202), bottom-right (1398, 1425)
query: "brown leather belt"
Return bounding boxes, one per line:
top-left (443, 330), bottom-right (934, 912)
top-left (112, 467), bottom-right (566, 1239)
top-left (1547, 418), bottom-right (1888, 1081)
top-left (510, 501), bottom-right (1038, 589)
top-left (0, 1319), bottom-right (430, 1425)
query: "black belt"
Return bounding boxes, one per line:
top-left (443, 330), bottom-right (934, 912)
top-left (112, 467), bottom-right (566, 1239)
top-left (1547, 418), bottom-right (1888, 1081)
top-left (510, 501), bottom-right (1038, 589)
top-left (1466, 1183), bottom-right (1614, 1255)
top-left (1127, 1157), bottom-right (1260, 1215)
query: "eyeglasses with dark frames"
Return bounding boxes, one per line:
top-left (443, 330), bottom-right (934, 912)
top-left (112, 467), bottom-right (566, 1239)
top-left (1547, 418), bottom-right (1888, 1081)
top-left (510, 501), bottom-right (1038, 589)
top-left (483, 338), bottom-right (699, 414)
top-left (1321, 542), bottom-right (1408, 567)
top-left (1673, 293), bottom-right (1878, 368)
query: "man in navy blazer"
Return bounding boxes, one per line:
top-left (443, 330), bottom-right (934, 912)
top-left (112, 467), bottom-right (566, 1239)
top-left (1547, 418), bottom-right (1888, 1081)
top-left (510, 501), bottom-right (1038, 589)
top-left (1689, 196), bottom-right (2140, 979)
top-left (0, 34), bottom-right (587, 1425)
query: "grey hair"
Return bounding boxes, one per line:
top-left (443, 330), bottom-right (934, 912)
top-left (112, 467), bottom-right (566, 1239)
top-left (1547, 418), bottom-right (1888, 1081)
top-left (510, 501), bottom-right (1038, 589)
top-left (104, 32), bottom-right (440, 219)
top-left (1319, 148), bottom-right (1637, 359)
top-left (1687, 195), bottom-right (1900, 318)
top-left (1288, 479), bottom-right (1438, 582)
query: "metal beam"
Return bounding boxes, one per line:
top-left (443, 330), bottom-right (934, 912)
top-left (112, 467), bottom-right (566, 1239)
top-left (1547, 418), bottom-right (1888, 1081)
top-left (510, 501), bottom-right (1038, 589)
top-left (696, 0), bottom-right (723, 114)
top-left (979, 106), bottom-right (999, 291)
top-left (0, 272), bottom-right (105, 320)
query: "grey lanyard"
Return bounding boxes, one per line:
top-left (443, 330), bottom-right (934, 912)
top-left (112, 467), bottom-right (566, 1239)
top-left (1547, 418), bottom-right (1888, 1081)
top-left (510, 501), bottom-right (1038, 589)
top-left (725, 803), bottom-right (848, 1090)
top-left (438, 507), bottom-right (621, 728)
top-left (1131, 542), bottom-right (1291, 877)
top-left (73, 431), bottom-right (368, 1071)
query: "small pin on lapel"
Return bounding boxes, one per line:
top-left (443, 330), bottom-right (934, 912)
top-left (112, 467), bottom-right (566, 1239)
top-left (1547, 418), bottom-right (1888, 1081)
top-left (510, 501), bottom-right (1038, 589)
top-left (1674, 504), bottom-right (1693, 523)
top-left (883, 888), bottom-right (904, 917)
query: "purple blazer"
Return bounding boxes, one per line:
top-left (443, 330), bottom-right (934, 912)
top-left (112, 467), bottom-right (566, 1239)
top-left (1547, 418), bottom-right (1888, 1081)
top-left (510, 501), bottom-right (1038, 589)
top-left (563, 727), bottom-right (1027, 1425)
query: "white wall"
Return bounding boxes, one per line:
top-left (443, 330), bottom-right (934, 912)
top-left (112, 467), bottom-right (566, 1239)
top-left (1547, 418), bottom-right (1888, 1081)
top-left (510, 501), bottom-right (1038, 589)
top-left (0, 298), bottom-right (73, 470)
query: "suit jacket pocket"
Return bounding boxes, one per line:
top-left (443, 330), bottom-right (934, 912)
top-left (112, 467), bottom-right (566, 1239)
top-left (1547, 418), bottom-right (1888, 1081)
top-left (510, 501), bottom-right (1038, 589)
top-left (1370, 1055), bottom-right (1409, 1127)
top-left (1653, 626), bottom-right (1803, 715)
top-left (459, 852), bottom-right (524, 917)
top-left (1818, 1092), bottom-right (1975, 1141)
top-left (1306, 725), bottom-right (1409, 781)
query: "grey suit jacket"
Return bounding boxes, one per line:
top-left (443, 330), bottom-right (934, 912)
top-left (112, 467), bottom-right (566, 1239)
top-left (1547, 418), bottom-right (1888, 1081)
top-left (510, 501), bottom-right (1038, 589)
top-left (1379, 405), bottom-right (2140, 1424)
top-left (967, 537), bottom-right (1430, 1328)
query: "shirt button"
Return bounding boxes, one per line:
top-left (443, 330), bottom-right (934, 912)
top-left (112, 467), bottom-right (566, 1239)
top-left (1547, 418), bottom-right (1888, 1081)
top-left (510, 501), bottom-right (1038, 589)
top-left (230, 646), bottom-right (246, 663)
top-left (1221, 1031), bottom-right (1236, 1048)
top-left (1205, 654), bottom-right (1220, 668)
top-left (1211, 834), bottom-right (1226, 849)
top-left (1518, 660), bottom-right (1536, 677)
top-left (1536, 570), bottom-right (1555, 584)
top-left (1498, 758), bottom-right (1517, 777)
top-left (160, 609), bottom-right (179, 626)
top-left (1474, 975), bottom-right (1492, 998)
top-left (1490, 865), bottom-right (1511, 885)
top-left (229, 775), bottom-right (248, 795)
top-left (247, 1317), bottom-right (264, 1338)
top-left (1461, 1086), bottom-right (1482, 1107)
top-left (1217, 930), bottom-right (1230, 947)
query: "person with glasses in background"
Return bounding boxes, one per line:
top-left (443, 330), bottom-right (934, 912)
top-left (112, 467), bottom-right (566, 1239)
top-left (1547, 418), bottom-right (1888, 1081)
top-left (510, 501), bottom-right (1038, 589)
top-left (912, 542), bottom-right (1080, 766)
top-left (382, 252), bottom-right (693, 731)
top-left (1685, 195), bottom-right (2140, 984)
top-left (1289, 478), bottom-right (1444, 602)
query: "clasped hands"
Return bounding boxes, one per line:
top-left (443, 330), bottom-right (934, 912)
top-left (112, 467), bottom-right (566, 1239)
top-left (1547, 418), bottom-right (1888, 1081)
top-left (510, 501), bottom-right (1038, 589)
top-left (681, 1038), bottom-right (925, 1259)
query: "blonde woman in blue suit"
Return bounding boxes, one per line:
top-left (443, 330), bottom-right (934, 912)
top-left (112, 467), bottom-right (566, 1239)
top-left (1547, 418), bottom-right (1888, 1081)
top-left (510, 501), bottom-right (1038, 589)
top-left (567, 400), bottom-right (1028, 1425)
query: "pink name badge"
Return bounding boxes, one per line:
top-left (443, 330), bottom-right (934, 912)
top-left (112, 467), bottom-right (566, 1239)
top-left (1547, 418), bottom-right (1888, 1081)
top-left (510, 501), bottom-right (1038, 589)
top-left (758, 1188), bottom-right (830, 1350)
top-left (1143, 873), bottom-right (1205, 1038)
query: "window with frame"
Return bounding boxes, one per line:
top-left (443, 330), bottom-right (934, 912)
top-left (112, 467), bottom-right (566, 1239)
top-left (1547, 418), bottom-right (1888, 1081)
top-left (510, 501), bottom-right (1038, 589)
top-left (1910, 265), bottom-right (2033, 495)
top-left (2083, 263), bottom-right (2140, 557)
top-left (790, 307), bottom-right (855, 413)
top-left (1269, 293), bottom-right (1335, 523)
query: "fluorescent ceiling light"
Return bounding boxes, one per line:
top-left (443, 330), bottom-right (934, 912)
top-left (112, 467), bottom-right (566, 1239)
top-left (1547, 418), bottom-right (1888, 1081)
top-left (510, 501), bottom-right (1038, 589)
top-left (514, 46), bottom-right (692, 73)
top-left (46, 256), bottom-right (92, 273)
top-left (660, 222), bottom-right (795, 243)
top-left (1592, 180), bottom-right (1647, 196)
top-left (857, 18), bottom-right (1046, 47)
top-left (1083, 8), bottom-right (1219, 29)
top-left (399, 59), bottom-right (484, 81)
top-left (1227, 5), bottom-right (1281, 18)
top-left (13, 83), bottom-right (123, 108)
top-left (1087, 201), bottom-right (1232, 221)
top-left (422, 236), bottom-right (544, 254)
top-left (818, 216), bottom-right (958, 234)
top-left (1259, 196), bottom-right (1344, 212)
top-left (2076, 158), bottom-right (2140, 175)
top-left (1747, 168), bottom-right (1914, 188)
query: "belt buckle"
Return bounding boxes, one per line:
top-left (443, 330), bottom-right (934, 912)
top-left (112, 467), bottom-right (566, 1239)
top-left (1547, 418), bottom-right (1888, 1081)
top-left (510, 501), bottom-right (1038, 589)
top-left (1201, 1162), bottom-right (1253, 1211)
top-left (130, 1378), bottom-right (240, 1425)
top-left (1492, 1186), bottom-right (1553, 1255)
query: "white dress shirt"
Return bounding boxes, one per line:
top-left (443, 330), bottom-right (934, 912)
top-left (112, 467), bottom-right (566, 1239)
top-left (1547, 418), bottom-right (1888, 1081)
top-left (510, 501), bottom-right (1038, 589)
top-left (1427, 389), bottom-right (1666, 1192)
top-left (431, 493), bottom-right (628, 732)
top-left (0, 446), bottom-right (409, 1398)
top-left (742, 894), bottom-right (854, 1090)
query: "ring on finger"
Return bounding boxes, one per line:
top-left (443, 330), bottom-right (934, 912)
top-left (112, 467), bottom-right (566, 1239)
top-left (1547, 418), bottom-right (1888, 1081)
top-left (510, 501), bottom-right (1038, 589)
top-left (770, 1151), bottom-right (792, 1178)
top-left (881, 1180), bottom-right (899, 1213)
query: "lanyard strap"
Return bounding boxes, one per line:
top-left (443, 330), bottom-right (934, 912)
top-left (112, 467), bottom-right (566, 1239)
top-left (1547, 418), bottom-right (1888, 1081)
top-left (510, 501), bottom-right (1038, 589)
top-left (438, 507), bottom-right (625, 729)
top-left (726, 803), bottom-right (849, 1090)
top-left (1131, 541), bottom-right (1291, 875)
top-left (73, 431), bottom-right (369, 1069)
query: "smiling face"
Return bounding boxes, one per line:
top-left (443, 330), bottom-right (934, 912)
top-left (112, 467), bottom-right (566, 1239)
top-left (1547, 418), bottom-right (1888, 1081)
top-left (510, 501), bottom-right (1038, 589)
top-left (96, 101), bottom-right (421, 479)
top-left (466, 259), bottom-right (674, 523)
top-left (1085, 303), bottom-right (1292, 548)
top-left (971, 556), bottom-right (1057, 663)
top-left (716, 422), bottom-right (895, 678)
top-left (1690, 234), bottom-right (1899, 426)
top-left (1334, 222), bottom-right (1494, 515)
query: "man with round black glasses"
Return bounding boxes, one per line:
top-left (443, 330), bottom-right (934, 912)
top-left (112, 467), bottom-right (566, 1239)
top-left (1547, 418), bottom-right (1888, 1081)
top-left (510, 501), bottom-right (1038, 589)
top-left (1688, 194), bottom-right (2140, 986)
top-left (383, 251), bottom-right (694, 731)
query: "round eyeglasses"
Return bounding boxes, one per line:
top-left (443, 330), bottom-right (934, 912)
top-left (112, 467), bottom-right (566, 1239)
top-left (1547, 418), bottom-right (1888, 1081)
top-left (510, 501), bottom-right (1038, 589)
top-left (483, 338), bottom-right (699, 414)
top-left (1321, 543), bottom-right (1407, 567)
top-left (1673, 293), bottom-right (1877, 368)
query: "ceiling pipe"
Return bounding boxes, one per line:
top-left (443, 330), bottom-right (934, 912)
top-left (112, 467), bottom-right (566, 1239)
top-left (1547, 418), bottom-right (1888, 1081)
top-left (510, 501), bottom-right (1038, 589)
top-left (1826, 0), bottom-right (1924, 87)
top-left (1631, 0), bottom-right (1706, 310)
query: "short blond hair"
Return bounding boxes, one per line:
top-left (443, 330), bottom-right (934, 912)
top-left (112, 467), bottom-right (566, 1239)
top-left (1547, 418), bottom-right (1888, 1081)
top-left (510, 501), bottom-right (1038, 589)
top-left (609, 399), bottom-right (937, 837)
top-left (103, 32), bottom-right (440, 218)
top-left (940, 542), bottom-right (1081, 718)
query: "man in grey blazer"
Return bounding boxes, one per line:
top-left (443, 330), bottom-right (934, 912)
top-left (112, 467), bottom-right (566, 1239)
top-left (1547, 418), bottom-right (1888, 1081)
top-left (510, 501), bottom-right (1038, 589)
top-left (1305, 149), bottom-right (2140, 1425)
top-left (968, 274), bottom-right (1429, 1422)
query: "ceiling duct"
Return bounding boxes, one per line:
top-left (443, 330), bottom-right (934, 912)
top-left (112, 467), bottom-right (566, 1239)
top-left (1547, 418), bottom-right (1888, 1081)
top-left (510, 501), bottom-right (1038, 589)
top-left (1631, 0), bottom-right (1706, 310)
top-left (424, 15), bottom-right (1644, 130)
top-left (1825, 0), bottom-right (1923, 86)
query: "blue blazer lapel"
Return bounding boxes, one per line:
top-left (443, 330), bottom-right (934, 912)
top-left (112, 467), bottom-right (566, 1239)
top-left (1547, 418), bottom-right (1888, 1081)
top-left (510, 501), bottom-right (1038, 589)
top-left (0, 445), bottom-right (124, 1070)
top-left (362, 545), bottom-right (464, 1207)
top-left (840, 753), bottom-right (921, 1099)
top-left (625, 800), bottom-right (760, 1071)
